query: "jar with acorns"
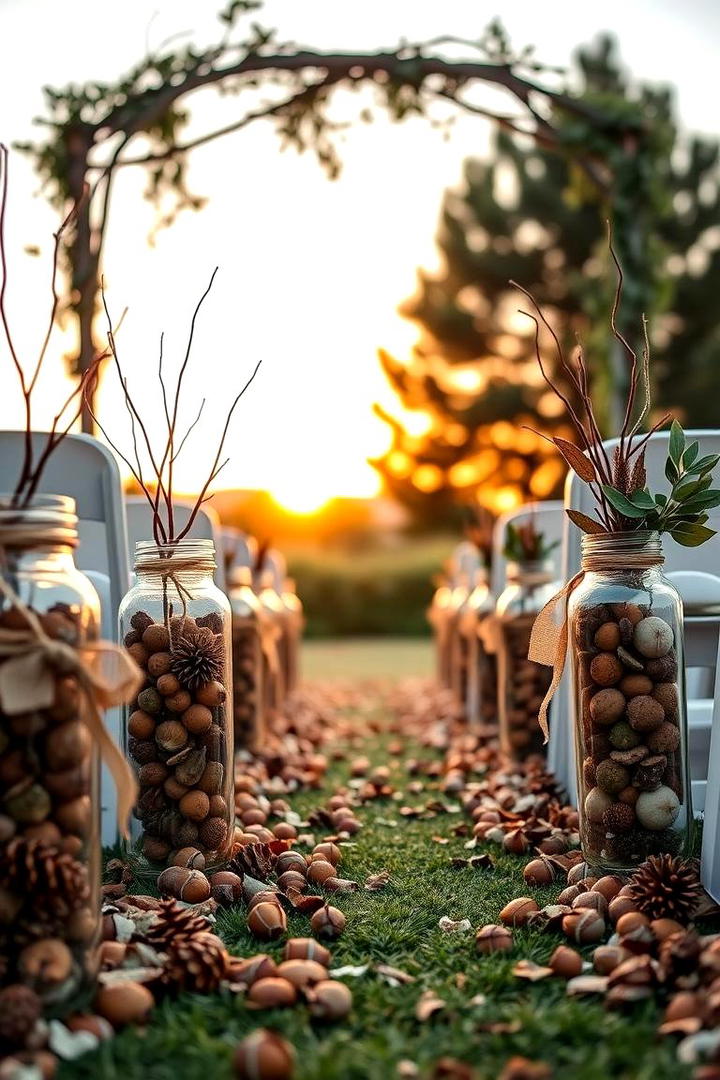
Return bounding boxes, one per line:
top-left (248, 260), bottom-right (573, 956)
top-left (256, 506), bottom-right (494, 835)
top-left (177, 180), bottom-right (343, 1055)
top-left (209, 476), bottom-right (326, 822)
top-left (0, 495), bottom-right (103, 1008)
top-left (228, 565), bottom-right (264, 750)
top-left (256, 569), bottom-right (286, 719)
top-left (120, 539), bottom-right (233, 876)
top-left (496, 556), bottom-right (559, 759)
top-left (568, 531), bottom-right (691, 872)
top-left (280, 577), bottom-right (303, 694)
top-left (452, 567), bottom-right (496, 728)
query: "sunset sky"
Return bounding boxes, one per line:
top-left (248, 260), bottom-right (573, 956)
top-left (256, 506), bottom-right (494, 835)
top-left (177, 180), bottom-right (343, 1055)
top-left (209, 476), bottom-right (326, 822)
top-left (1, 0), bottom-right (718, 512)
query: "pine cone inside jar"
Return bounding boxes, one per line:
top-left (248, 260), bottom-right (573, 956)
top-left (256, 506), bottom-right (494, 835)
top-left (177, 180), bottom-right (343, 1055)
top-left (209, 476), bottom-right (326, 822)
top-left (170, 625), bottom-right (224, 690)
top-left (144, 899), bottom-right (211, 949)
top-left (163, 931), bottom-right (229, 993)
top-left (0, 984), bottom-right (42, 1048)
top-left (627, 855), bottom-right (702, 923)
top-left (1, 838), bottom-right (90, 917)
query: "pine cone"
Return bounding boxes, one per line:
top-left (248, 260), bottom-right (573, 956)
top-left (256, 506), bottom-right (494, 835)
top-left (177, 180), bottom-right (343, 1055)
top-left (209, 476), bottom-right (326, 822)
top-left (627, 855), bottom-right (702, 923)
top-left (0, 984), bottom-right (41, 1048)
top-left (1, 838), bottom-right (89, 916)
top-left (229, 843), bottom-right (274, 882)
top-left (170, 625), bottom-right (224, 690)
top-left (144, 899), bottom-right (211, 949)
top-left (164, 931), bottom-right (229, 993)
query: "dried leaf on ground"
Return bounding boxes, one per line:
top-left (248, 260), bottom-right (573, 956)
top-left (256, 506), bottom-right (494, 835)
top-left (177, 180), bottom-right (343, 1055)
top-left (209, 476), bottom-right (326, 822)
top-left (513, 960), bottom-right (553, 982)
top-left (416, 989), bottom-right (446, 1021)
top-left (365, 869), bottom-right (391, 891)
top-left (566, 975), bottom-right (609, 995)
top-left (377, 964), bottom-right (416, 986)
top-left (438, 916), bottom-right (472, 933)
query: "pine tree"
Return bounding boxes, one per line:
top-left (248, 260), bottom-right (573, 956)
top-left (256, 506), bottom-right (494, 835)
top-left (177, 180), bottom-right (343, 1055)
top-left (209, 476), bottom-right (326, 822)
top-left (372, 36), bottom-right (720, 524)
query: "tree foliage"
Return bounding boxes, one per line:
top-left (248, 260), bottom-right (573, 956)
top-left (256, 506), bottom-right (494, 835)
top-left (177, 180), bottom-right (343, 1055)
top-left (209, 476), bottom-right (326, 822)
top-left (372, 36), bottom-right (720, 524)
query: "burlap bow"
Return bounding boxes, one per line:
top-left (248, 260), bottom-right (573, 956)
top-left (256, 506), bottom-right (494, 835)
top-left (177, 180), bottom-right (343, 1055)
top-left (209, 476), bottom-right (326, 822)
top-left (0, 578), bottom-right (142, 836)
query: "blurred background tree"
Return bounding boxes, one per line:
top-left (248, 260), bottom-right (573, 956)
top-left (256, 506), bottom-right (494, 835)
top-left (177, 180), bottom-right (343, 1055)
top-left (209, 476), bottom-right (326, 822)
top-left (372, 36), bottom-right (720, 525)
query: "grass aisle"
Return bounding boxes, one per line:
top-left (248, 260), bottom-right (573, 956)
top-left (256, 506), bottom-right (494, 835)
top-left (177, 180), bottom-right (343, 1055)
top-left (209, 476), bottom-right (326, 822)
top-left (62, 643), bottom-right (693, 1080)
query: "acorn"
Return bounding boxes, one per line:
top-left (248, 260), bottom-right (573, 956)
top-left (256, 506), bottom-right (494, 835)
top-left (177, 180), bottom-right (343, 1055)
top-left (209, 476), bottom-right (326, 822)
top-left (155, 721), bottom-right (188, 754)
top-left (157, 865), bottom-right (191, 897)
top-left (44, 721), bottom-right (91, 771)
top-left (147, 651), bottom-right (172, 677)
top-left (179, 869), bottom-right (211, 904)
top-left (313, 842), bottom-right (341, 866)
top-left (627, 695), bottom-right (665, 733)
top-left (584, 787), bottom-right (613, 824)
top-left (127, 643), bottom-right (149, 667)
top-left (128, 710), bottom-right (156, 740)
top-left (619, 674), bottom-right (654, 698)
top-left (182, 704), bottom-right (213, 735)
top-left (232, 1029), bottom-right (295, 1080)
top-left (18, 938), bottom-right (73, 988)
top-left (247, 977), bottom-right (297, 1008)
top-left (165, 690), bottom-right (192, 713)
top-left (228, 955), bottom-right (278, 986)
top-left (557, 886), bottom-right (582, 906)
top-left (593, 876), bottom-right (624, 902)
top-left (5, 783), bottom-right (51, 824)
top-left (593, 944), bottom-right (629, 975)
top-left (595, 760), bottom-right (631, 795)
top-left (572, 892), bottom-right (608, 918)
top-left (138, 762), bottom-right (168, 788)
top-left (602, 802), bottom-right (636, 833)
top-left (307, 979), bottom-right (353, 1021)
top-left (523, 858), bottom-right (555, 887)
top-left (633, 616), bottom-right (673, 658)
top-left (199, 816), bottom-right (229, 851)
top-left (95, 982), bottom-right (155, 1027)
top-left (248, 891), bottom-right (284, 911)
top-left (137, 687), bottom-right (162, 715)
top-left (647, 722), bottom-right (680, 754)
top-left (248, 902), bottom-right (288, 940)
top-left (590, 689), bottom-right (626, 727)
top-left (608, 895), bottom-right (639, 924)
top-left (195, 681), bottom-right (227, 708)
top-left (179, 790), bottom-right (210, 822)
top-left (310, 905), bottom-right (346, 939)
top-left (635, 786), bottom-right (680, 830)
top-left (278, 871), bottom-right (307, 894)
top-left (283, 938), bottom-right (331, 966)
top-left (306, 860), bottom-right (336, 886)
top-left (594, 622), bottom-right (620, 651)
top-left (276, 959), bottom-right (328, 989)
top-left (276, 852), bottom-right (308, 876)
top-left (562, 911), bottom-right (605, 944)
top-left (142, 623), bottom-right (170, 653)
top-left (165, 777), bottom-right (190, 802)
top-left (589, 653), bottom-right (623, 687)
top-left (157, 673), bottom-right (181, 696)
top-left (198, 762), bottom-right (224, 797)
top-left (207, 870), bottom-right (242, 905)
top-left (651, 918), bottom-right (685, 941)
top-left (616, 911), bottom-right (650, 935)
top-left (142, 835), bottom-right (171, 862)
top-left (273, 823), bottom-right (297, 842)
top-left (549, 945), bottom-right (583, 979)
top-left (476, 924), bottom-right (513, 954)
top-left (499, 898), bottom-right (539, 927)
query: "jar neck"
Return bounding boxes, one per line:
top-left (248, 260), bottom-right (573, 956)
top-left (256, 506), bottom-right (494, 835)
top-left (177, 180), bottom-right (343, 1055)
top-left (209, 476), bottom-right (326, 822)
top-left (580, 530), bottom-right (664, 573)
top-left (133, 539), bottom-right (216, 585)
top-left (506, 559), bottom-right (554, 587)
top-left (0, 495), bottom-right (79, 572)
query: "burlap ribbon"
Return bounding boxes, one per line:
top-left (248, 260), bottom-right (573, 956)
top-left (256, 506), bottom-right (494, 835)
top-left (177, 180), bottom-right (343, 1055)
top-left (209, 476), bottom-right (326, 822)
top-left (528, 547), bottom-right (665, 743)
top-left (0, 577), bottom-right (142, 836)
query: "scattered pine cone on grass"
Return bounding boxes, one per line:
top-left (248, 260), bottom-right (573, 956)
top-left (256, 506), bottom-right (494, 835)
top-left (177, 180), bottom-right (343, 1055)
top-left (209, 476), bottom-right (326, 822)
top-left (144, 899), bottom-right (210, 950)
top-left (164, 932), bottom-right (230, 994)
top-left (170, 626), bottom-right (224, 690)
top-left (627, 855), bottom-right (702, 923)
top-left (229, 843), bottom-right (275, 882)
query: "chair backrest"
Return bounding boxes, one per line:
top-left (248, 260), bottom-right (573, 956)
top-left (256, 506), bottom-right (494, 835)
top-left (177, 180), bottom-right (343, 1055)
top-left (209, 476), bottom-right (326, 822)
top-left (0, 431), bottom-right (130, 624)
top-left (491, 500), bottom-right (564, 598)
top-left (449, 542), bottom-right (480, 587)
top-left (702, 636), bottom-right (720, 901)
top-left (124, 496), bottom-right (227, 592)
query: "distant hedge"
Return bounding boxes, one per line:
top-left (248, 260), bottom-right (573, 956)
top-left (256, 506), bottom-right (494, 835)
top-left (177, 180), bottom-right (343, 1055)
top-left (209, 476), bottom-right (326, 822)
top-left (288, 538), bottom-right (452, 638)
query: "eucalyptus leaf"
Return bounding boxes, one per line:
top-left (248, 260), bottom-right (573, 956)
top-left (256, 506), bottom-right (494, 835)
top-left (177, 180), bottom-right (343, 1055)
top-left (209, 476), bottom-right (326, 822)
top-left (669, 420), bottom-right (685, 466)
top-left (689, 454), bottom-right (720, 475)
top-left (683, 442), bottom-right (699, 468)
top-left (601, 485), bottom-right (648, 519)
top-left (671, 523), bottom-right (716, 547)
top-left (627, 489), bottom-right (655, 510)
top-left (677, 491), bottom-right (720, 513)
top-left (665, 457), bottom-right (679, 484)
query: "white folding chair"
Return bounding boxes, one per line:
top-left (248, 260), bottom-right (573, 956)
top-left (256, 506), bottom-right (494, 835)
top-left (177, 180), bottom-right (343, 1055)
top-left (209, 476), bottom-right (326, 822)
top-left (702, 633), bottom-right (720, 900)
top-left (0, 431), bottom-right (131, 843)
top-left (449, 542), bottom-right (481, 587)
top-left (549, 430), bottom-right (720, 812)
top-left (491, 501), bottom-right (564, 598)
top-left (124, 495), bottom-right (227, 592)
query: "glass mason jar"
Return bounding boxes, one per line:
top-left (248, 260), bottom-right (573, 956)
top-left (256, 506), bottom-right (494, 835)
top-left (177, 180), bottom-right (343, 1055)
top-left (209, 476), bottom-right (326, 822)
top-left (568, 531), bottom-right (691, 873)
top-left (445, 575), bottom-right (471, 698)
top-left (452, 568), bottom-right (495, 727)
top-left (228, 566), bottom-right (264, 751)
top-left (496, 559), bottom-right (558, 760)
top-left (428, 579), bottom-right (454, 689)
top-left (281, 578), bottom-right (303, 695)
top-left (0, 495), bottom-right (101, 1008)
top-left (119, 539), bottom-right (233, 876)
top-left (257, 570), bottom-right (286, 719)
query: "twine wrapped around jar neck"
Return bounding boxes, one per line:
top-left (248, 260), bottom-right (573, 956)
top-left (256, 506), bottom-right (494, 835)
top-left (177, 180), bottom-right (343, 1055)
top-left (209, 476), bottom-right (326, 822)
top-left (0, 495), bottom-right (79, 552)
top-left (134, 539), bottom-right (217, 615)
top-left (528, 530), bottom-right (665, 741)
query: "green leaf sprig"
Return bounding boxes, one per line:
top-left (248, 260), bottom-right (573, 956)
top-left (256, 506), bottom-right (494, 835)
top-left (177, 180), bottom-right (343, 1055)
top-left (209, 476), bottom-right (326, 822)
top-left (516, 232), bottom-right (720, 550)
top-left (601, 420), bottom-right (720, 546)
top-left (503, 519), bottom-right (560, 563)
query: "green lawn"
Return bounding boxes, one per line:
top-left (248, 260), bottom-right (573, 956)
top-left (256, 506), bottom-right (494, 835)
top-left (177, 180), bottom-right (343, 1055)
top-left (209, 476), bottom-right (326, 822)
top-left (301, 636), bottom-right (433, 681)
top-left (63, 641), bottom-right (696, 1080)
